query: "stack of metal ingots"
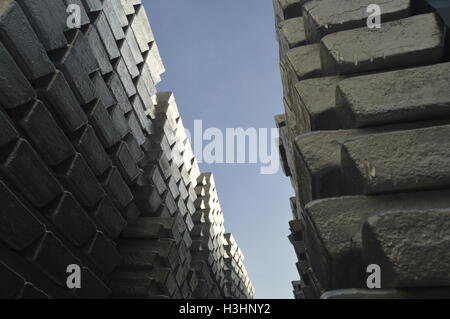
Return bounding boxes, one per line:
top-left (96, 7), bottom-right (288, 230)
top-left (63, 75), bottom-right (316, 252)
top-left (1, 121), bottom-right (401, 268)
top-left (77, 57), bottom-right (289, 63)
top-left (272, 0), bottom-right (450, 299)
top-left (0, 0), bottom-right (253, 299)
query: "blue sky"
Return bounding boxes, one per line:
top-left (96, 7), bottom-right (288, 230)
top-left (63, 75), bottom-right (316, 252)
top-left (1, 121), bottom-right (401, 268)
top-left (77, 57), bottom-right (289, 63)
top-left (142, 0), bottom-right (298, 299)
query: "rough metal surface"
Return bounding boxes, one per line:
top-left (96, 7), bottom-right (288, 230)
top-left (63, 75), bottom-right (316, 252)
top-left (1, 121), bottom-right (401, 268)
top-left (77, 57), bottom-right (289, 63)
top-left (341, 125), bottom-right (450, 195)
top-left (292, 76), bottom-right (344, 132)
top-left (294, 129), bottom-right (362, 206)
top-left (362, 210), bottom-right (450, 288)
top-left (321, 287), bottom-right (450, 299)
top-left (337, 62), bottom-right (450, 128)
top-left (321, 13), bottom-right (445, 75)
top-left (278, 17), bottom-right (307, 53)
top-left (285, 43), bottom-right (322, 81)
top-left (303, 0), bottom-right (411, 43)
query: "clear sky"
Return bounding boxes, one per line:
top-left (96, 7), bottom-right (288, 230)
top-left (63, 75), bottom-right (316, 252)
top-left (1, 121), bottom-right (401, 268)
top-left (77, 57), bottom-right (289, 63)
top-left (142, 0), bottom-right (298, 299)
